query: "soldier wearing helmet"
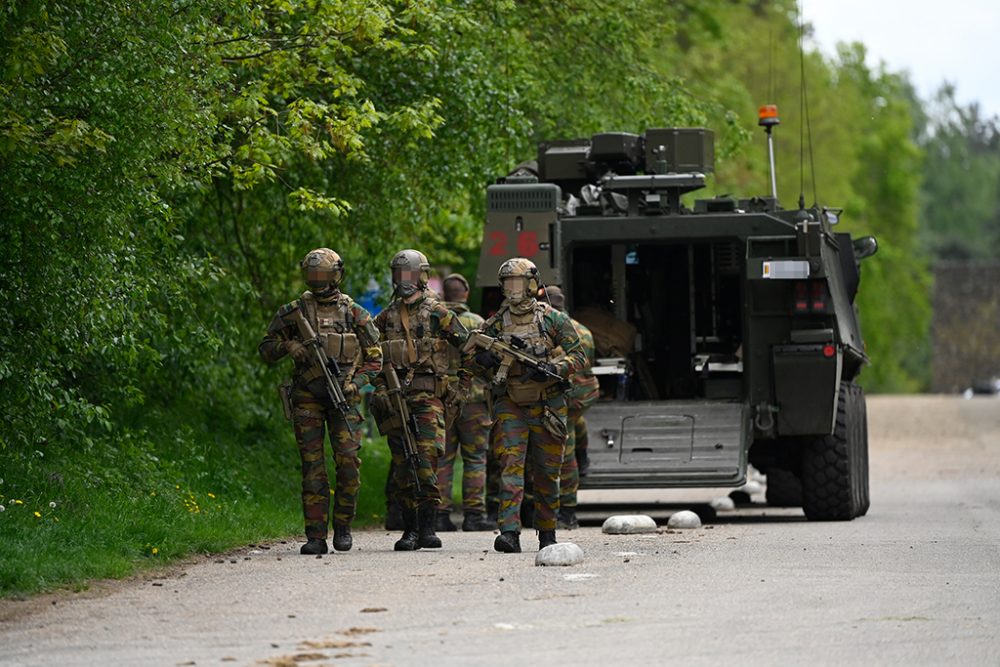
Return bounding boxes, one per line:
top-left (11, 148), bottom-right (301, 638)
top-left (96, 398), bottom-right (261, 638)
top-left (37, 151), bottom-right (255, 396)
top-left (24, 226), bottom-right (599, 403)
top-left (469, 257), bottom-right (586, 553)
top-left (259, 248), bottom-right (382, 555)
top-left (372, 250), bottom-right (472, 551)
top-left (537, 285), bottom-right (600, 530)
top-left (435, 272), bottom-right (495, 533)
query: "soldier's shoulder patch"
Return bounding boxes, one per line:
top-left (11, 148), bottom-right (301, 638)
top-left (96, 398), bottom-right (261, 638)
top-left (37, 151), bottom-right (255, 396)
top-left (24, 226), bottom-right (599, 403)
top-left (277, 301), bottom-right (300, 317)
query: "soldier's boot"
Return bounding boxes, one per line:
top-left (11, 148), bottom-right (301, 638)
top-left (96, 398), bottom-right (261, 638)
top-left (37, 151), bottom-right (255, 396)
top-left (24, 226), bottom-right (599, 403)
top-left (300, 538), bottom-right (328, 555)
top-left (332, 524), bottom-right (352, 552)
top-left (557, 508), bottom-right (579, 530)
top-left (538, 530), bottom-right (557, 550)
top-left (418, 505), bottom-right (443, 549)
top-left (494, 530), bottom-right (521, 553)
top-left (462, 511), bottom-right (496, 532)
top-left (393, 507), bottom-right (421, 552)
top-left (385, 501), bottom-right (404, 531)
top-left (435, 510), bottom-right (457, 532)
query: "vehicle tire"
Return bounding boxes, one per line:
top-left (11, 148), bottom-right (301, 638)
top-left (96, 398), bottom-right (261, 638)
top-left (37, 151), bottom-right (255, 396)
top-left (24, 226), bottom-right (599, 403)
top-left (856, 387), bottom-right (871, 516)
top-left (764, 467), bottom-right (803, 507)
top-left (801, 382), bottom-right (866, 521)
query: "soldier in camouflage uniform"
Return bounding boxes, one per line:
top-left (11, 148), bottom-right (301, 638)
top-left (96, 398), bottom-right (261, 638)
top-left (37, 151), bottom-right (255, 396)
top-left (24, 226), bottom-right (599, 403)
top-left (259, 248), bottom-right (382, 555)
top-left (436, 273), bottom-right (495, 532)
top-left (469, 258), bottom-right (586, 553)
top-left (539, 286), bottom-right (600, 530)
top-left (372, 250), bottom-right (471, 551)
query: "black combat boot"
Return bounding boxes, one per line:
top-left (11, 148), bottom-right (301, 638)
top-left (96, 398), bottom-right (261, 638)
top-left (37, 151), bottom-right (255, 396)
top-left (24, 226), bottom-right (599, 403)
top-left (394, 507), bottom-right (421, 551)
top-left (384, 500), bottom-right (404, 531)
top-left (494, 530), bottom-right (521, 553)
top-left (462, 511), bottom-right (496, 532)
top-left (300, 538), bottom-right (328, 555)
top-left (418, 505), bottom-right (443, 548)
top-left (538, 530), bottom-right (557, 550)
top-left (332, 524), bottom-right (352, 552)
top-left (557, 508), bottom-right (579, 530)
top-left (435, 510), bottom-right (457, 532)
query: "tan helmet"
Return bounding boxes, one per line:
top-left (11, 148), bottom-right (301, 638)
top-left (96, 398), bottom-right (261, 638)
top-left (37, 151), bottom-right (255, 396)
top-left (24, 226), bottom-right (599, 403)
top-left (442, 272), bottom-right (470, 302)
top-left (300, 248), bottom-right (344, 294)
top-left (391, 249), bottom-right (430, 297)
top-left (498, 257), bottom-right (539, 304)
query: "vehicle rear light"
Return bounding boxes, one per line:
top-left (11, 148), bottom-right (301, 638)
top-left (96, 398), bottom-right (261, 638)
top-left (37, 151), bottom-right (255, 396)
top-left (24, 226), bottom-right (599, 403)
top-left (791, 280), bottom-right (829, 314)
top-left (823, 344), bottom-right (836, 358)
top-left (811, 281), bottom-right (827, 312)
top-left (793, 281), bottom-right (809, 312)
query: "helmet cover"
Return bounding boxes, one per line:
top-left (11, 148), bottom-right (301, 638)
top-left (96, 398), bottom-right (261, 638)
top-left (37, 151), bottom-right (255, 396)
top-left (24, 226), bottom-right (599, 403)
top-left (391, 249), bottom-right (430, 297)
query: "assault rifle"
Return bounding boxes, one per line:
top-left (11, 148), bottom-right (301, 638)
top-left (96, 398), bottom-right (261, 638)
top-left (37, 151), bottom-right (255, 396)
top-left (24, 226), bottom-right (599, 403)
top-left (292, 310), bottom-right (359, 433)
top-left (382, 364), bottom-right (422, 492)
top-left (464, 332), bottom-right (568, 389)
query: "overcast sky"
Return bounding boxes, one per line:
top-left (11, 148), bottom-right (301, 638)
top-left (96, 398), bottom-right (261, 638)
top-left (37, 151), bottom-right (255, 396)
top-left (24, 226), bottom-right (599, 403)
top-left (804, 0), bottom-right (1000, 119)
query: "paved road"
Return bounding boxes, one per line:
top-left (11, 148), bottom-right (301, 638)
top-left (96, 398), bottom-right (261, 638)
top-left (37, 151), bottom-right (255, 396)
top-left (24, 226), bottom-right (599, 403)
top-left (2, 396), bottom-right (999, 666)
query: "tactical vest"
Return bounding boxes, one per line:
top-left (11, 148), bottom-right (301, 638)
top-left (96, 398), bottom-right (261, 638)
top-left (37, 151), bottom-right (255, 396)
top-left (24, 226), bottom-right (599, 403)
top-left (493, 302), bottom-right (561, 404)
top-left (379, 295), bottom-right (451, 384)
top-left (299, 291), bottom-right (360, 369)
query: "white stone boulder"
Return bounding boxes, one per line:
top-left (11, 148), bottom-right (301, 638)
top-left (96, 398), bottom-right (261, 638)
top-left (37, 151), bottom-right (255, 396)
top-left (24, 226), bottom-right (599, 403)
top-left (535, 542), bottom-right (585, 566)
top-left (601, 514), bottom-right (658, 534)
top-left (666, 510), bottom-right (702, 529)
top-left (710, 496), bottom-right (736, 511)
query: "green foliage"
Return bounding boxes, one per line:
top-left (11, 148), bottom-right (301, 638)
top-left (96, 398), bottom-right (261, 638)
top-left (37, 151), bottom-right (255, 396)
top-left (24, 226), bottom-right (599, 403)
top-left (916, 85), bottom-right (1000, 259)
top-left (1, 0), bottom-right (943, 596)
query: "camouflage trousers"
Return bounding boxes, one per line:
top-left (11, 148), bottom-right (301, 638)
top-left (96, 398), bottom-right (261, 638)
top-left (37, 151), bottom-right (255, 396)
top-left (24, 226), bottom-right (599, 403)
top-left (438, 401), bottom-right (492, 513)
top-left (493, 395), bottom-right (568, 532)
top-left (386, 392), bottom-right (444, 511)
top-left (291, 386), bottom-right (363, 539)
top-left (559, 377), bottom-right (600, 509)
top-left (559, 411), bottom-right (590, 509)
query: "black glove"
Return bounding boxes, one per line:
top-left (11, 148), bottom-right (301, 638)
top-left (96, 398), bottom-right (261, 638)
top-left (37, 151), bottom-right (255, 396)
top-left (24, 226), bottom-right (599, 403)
top-left (475, 350), bottom-right (502, 369)
top-left (530, 361), bottom-right (559, 382)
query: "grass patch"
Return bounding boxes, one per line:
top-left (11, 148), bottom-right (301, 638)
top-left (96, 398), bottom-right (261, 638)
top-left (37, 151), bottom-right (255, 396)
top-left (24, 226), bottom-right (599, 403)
top-left (0, 416), bottom-right (396, 598)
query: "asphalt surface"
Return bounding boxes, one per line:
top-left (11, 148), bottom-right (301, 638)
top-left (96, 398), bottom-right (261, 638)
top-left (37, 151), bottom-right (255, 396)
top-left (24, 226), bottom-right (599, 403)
top-left (2, 395), bottom-right (999, 666)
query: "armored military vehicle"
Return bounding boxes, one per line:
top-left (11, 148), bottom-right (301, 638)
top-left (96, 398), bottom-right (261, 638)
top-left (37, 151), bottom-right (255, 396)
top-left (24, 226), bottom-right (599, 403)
top-left (476, 113), bottom-right (877, 520)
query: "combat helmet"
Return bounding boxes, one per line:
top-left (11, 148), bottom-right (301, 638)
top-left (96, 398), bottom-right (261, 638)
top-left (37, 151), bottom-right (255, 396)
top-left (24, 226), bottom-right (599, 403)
top-left (391, 249), bottom-right (430, 298)
top-left (498, 257), bottom-right (539, 305)
top-left (538, 284), bottom-right (565, 311)
top-left (442, 272), bottom-right (471, 302)
top-left (300, 248), bottom-right (344, 298)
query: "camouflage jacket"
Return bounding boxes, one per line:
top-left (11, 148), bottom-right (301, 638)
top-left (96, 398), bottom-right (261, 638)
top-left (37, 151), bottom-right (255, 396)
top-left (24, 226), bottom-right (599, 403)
top-left (373, 290), bottom-right (471, 392)
top-left (258, 290), bottom-right (382, 393)
top-left (442, 301), bottom-right (489, 403)
top-left (472, 299), bottom-right (587, 393)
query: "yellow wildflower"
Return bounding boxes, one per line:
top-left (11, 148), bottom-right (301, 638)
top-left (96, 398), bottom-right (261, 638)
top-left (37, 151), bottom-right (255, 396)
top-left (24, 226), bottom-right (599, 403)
top-left (13, 499), bottom-right (24, 505)
top-left (33, 511), bottom-right (41, 518)
top-left (207, 493), bottom-right (216, 499)
top-left (152, 547), bottom-right (159, 555)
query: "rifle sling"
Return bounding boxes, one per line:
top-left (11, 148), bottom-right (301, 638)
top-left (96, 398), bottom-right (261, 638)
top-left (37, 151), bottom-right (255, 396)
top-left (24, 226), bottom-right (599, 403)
top-left (399, 303), bottom-right (418, 365)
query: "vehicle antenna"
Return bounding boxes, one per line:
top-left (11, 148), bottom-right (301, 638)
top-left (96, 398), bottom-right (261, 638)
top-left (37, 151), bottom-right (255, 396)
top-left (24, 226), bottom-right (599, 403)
top-left (798, 0), bottom-right (820, 209)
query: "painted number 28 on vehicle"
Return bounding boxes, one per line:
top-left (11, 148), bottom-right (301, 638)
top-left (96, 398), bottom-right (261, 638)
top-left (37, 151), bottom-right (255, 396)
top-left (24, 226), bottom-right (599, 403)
top-left (488, 230), bottom-right (540, 257)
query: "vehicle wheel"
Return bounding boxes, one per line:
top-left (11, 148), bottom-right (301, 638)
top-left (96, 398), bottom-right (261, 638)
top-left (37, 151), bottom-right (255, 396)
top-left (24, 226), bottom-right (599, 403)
top-left (764, 467), bottom-right (803, 507)
top-left (801, 382), bottom-right (867, 521)
top-left (856, 387), bottom-right (871, 516)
